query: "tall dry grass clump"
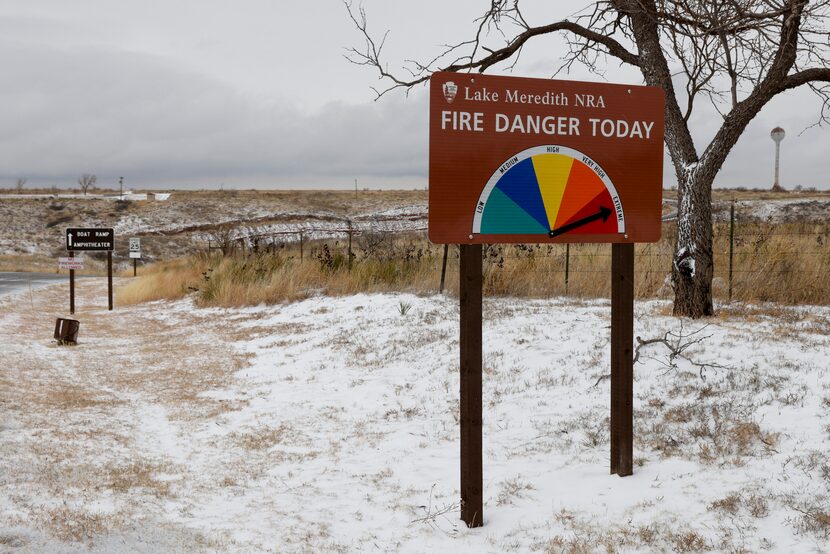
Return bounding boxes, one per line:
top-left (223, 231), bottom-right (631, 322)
top-left (117, 254), bottom-right (214, 305)
top-left (717, 221), bottom-right (830, 304)
top-left (118, 222), bottom-right (830, 308)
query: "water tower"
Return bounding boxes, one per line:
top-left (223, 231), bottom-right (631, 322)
top-left (770, 127), bottom-right (785, 191)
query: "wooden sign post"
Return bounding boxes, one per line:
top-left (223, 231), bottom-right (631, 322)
top-left (69, 251), bottom-right (75, 315)
top-left (459, 244), bottom-right (483, 526)
top-left (610, 243), bottom-right (634, 476)
top-left (428, 72), bottom-right (664, 527)
top-left (59, 254), bottom-right (84, 313)
top-left (107, 251), bottom-right (113, 311)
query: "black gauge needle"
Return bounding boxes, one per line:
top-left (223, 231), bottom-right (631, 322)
top-left (549, 206), bottom-right (612, 238)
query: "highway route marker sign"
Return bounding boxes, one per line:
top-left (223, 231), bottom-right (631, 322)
top-left (129, 237), bottom-right (141, 259)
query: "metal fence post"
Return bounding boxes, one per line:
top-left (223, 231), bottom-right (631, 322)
top-left (729, 202), bottom-right (735, 303)
top-left (347, 221), bottom-right (353, 271)
top-left (565, 243), bottom-right (570, 294)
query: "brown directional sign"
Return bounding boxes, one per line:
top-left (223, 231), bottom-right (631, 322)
top-left (429, 72), bottom-right (664, 244)
top-left (66, 228), bottom-right (114, 251)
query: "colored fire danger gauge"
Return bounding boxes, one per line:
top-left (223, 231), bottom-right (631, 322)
top-left (473, 145), bottom-right (624, 238)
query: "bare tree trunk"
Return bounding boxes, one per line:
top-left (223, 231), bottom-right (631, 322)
top-left (672, 168), bottom-right (714, 317)
top-left (619, 0), bottom-right (715, 317)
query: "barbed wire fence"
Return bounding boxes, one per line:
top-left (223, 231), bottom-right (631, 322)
top-left (198, 206), bottom-right (830, 304)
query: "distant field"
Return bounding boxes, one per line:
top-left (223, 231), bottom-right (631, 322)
top-left (2, 188), bottom-right (830, 293)
top-left (0, 189), bottom-right (428, 270)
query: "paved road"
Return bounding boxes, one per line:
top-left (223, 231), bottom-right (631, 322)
top-left (0, 272), bottom-right (68, 296)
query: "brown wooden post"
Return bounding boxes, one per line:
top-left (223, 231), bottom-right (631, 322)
top-left (299, 231), bottom-right (304, 261)
top-left (107, 251), bottom-right (113, 311)
top-left (133, 258), bottom-right (137, 277)
top-left (439, 244), bottom-right (449, 293)
top-left (459, 243), bottom-right (483, 527)
top-left (610, 243), bottom-right (634, 476)
top-left (69, 251), bottom-right (75, 315)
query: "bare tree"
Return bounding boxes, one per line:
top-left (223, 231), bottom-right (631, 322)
top-left (15, 178), bottom-right (26, 194)
top-left (78, 174), bottom-right (97, 195)
top-left (345, 0), bottom-right (830, 317)
top-left (207, 224), bottom-right (239, 256)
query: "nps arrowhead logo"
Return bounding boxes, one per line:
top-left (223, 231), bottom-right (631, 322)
top-left (442, 81), bottom-right (458, 104)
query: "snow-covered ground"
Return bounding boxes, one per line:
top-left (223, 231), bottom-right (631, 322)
top-left (2, 282), bottom-right (830, 552)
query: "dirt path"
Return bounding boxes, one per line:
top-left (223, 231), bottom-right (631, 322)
top-left (0, 281), bottom-right (249, 552)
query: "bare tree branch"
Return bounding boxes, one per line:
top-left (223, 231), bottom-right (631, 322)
top-left (344, 0), bottom-right (830, 317)
top-left (633, 323), bottom-right (729, 380)
top-left (343, 0), bottom-right (639, 99)
top-left (78, 174), bottom-right (97, 195)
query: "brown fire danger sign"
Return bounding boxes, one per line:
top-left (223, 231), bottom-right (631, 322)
top-left (428, 72), bottom-right (664, 244)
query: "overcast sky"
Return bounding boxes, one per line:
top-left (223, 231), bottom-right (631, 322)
top-left (1, 0), bottom-right (828, 190)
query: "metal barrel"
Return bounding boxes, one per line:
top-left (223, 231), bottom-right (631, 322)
top-left (54, 318), bottom-right (80, 344)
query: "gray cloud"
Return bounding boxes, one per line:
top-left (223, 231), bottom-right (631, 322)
top-left (0, 2), bottom-right (827, 191)
top-left (0, 39), bottom-right (427, 188)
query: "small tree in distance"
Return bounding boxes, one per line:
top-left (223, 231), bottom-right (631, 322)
top-left (345, 0), bottom-right (830, 318)
top-left (15, 178), bottom-right (26, 194)
top-left (78, 174), bottom-right (97, 195)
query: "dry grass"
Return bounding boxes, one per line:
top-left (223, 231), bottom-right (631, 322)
top-left (116, 255), bottom-right (210, 304)
top-left (0, 254), bottom-right (109, 275)
top-left (47, 383), bottom-right (122, 410)
top-left (234, 424), bottom-right (292, 451)
top-left (44, 507), bottom-right (108, 544)
top-left (709, 491), bottom-right (770, 518)
top-left (0, 254), bottom-right (60, 273)
top-left (104, 460), bottom-right (174, 497)
top-left (118, 220), bottom-right (830, 308)
top-left (643, 397), bottom-right (779, 463)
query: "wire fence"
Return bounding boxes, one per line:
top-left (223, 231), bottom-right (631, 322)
top-left (199, 207), bottom-right (830, 304)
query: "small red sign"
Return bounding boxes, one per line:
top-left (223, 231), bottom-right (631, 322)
top-left (58, 257), bottom-right (85, 270)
